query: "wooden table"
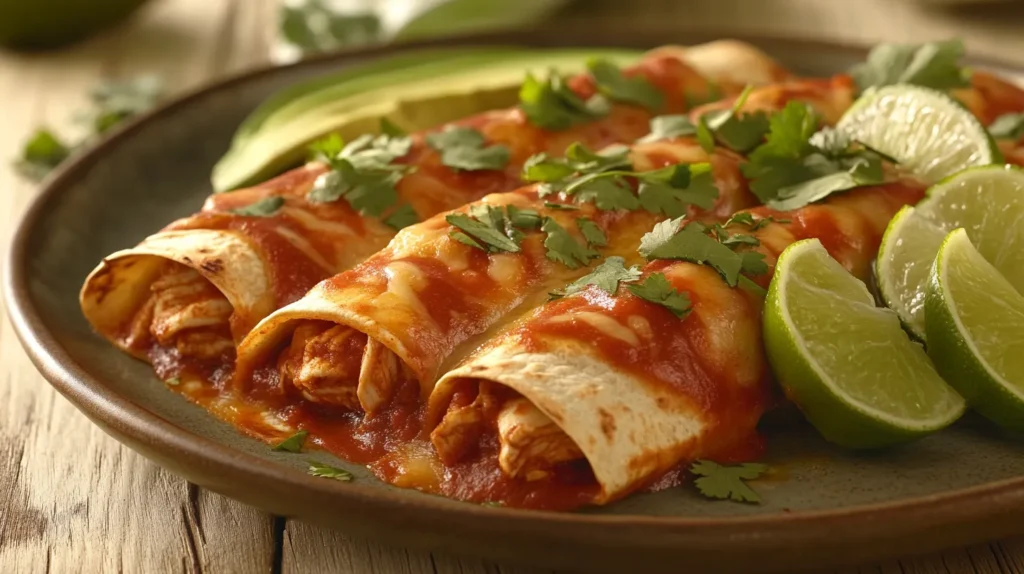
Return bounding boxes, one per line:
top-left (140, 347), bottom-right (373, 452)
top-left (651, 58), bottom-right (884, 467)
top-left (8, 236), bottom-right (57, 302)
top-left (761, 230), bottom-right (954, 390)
top-left (3, 0), bottom-right (1024, 571)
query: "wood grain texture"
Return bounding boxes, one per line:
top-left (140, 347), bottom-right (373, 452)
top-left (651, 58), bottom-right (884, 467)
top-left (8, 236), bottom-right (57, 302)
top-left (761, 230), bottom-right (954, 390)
top-left (1, 0), bottom-right (1023, 572)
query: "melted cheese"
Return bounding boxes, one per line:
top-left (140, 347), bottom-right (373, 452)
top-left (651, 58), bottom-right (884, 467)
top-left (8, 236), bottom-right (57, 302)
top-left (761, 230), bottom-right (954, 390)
top-left (627, 315), bottom-right (653, 340)
top-left (281, 206), bottom-right (356, 237)
top-left (548, 311), bottom-right (640, 347)
top-left (383, 261), bottom-right (431, 319)
top-left (486, 253), bottom-right (523, 286)
top-left (273, 225), bottom-right (334, 272)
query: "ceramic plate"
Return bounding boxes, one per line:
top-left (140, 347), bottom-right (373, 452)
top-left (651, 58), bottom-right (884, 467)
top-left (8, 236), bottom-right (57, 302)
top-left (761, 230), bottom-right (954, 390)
top-left (7, 25), bottom-right (1024, 573)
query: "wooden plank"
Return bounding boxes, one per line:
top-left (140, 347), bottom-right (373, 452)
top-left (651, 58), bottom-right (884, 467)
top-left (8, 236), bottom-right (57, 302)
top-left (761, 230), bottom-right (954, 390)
top-left (0, 0), bottom-right (278, 572)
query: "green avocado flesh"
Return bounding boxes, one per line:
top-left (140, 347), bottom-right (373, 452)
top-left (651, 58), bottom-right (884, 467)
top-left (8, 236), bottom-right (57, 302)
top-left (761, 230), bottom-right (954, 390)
top-left (213, 47), bottom-right (642, 192)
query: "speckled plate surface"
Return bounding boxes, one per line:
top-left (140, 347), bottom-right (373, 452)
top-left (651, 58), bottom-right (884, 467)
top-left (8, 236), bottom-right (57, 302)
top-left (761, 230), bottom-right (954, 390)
top-left (6, 25), bottom-right (1024, 574)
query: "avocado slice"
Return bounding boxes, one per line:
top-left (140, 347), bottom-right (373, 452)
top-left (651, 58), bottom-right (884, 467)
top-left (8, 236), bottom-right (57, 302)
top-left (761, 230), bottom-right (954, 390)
top-left (213, 47), bottom-right (641, 192)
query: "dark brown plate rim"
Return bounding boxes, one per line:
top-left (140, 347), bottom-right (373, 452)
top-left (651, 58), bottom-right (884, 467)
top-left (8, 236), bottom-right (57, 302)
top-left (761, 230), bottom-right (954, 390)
top-left (6, 25), bottom-right (1024, 559)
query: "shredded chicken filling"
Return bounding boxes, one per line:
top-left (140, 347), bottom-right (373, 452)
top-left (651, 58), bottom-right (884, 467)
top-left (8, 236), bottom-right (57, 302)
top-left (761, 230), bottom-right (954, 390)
top-left (432, 383), bottom-right (583, 481)
top-left (275, 322), bottom-right (414, 412)
top-left (129, 265), bottom-right (234, 360)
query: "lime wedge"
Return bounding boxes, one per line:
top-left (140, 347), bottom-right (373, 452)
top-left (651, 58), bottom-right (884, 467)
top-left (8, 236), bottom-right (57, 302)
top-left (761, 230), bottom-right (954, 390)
top-left (764, 239), bottom-right (965, 448)
top-left (926, 228), bottom-right (1024, 432)
top-left (876, 165), bottom-right (1024, 340)
top-left (837, 84), bottom-right (1000, 184)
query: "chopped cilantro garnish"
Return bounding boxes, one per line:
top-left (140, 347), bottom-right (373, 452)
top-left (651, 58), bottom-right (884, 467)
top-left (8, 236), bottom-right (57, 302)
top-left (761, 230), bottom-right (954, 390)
top-left (379, 117), bottom-right (406, 137)
top-left (626, 273), bottom-right (692, 318)
top-left (307, 461), bottom-right (354, 481)
top-left (229, 196), bottom-right (285, 217)
top-left (724, 212), bottom-right (790, 231)
top-left (741, 104), bottom-right (886, 210)
top-left (446, 209), bottom-right (521, 254)
top-left (507, 205), bottom-right (543, 229)
top-left (272, 430), bottom-right (308, 453)
top-left (550, 256), bottom-right (641, 299)
top-left (690, 460), bottom-right (768, 504)
top-left (640, 223), bottom-right (745, 286)
top-left (638, 218), bottom-right (770, 288)
top-left (523, 143), bottom-right (718, 214)
top-left (637, 114), bottom-right (698, 143)
top-left (576, 217), bottom-right (607, 247)
top-left (384, 204), bottom-right (419, 230)
top-left (587, 59), bottom-right (664, 111)
top-left (850, 39), bottom-right (970, 93)
top-left (307, 132), bottom-right (412, 217)
top-left (426, 125), bottom-right (510, 171)
top-left (989, 112), bottom-right (1024, 140)
top-left (165, 377), bottom-right (181, 386)
top-left (637, 163), bottom-right (719, 217)
top-left (699, 86), bottom-right (771, 153)
top-left (541, 217), bottom-right (599, 269)
top-left (519, 71), bottom-right (610, 131)
top-left (696, 117), bottom-right (716, 153)
top-left (543, 202), bottom-right (580, 211)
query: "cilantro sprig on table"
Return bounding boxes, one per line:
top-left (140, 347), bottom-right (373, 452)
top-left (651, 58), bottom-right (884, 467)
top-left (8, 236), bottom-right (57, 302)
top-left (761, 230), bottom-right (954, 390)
top-left (14, 76), bottom-right (163, 181)
top-left (522, 142), bottom-right (719, 216)
top-left (849, 39), bottom-right (970, 93)
top-left (519, 59), bottom-right (663, 130)
top-left (690, 460), bottom-right (769, 504)
top-left (740, 102), bottom-right (889, 210)
top-left (306, 131), bottom-right (419, 230)
top-left (426, 125), bottom-right (510, 172)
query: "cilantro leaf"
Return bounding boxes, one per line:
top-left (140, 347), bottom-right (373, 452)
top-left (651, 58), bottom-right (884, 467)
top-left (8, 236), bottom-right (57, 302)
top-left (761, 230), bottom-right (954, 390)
top-left (523, 153), bottom-right (577, 182)
top-left (230, 196), bottom-right (285, 217)
top-left (696, 117), bottom-right (716, 153)
top-left (280, 0), bottom-right (381, 54)
top-left (447, 211), bottom-right (521, 254)
top-left (307, 133), bottom-right (413, 217)
top-left (690, 460), bottom-right (768, 504)
top-left (307, 460), bottom-right (354, 481)
top-left (587, 59), bottom-right (664, 111)
top-left (550, 256), bottom-right (641, 299)
top-left (543, 202), bottom-right (579, 211)
top-left (14, 129), bottom-right (72, 181)
top-left (576, 218), bottom-right (607, 247)
top-left (384, 204), bottom-right (419, 230)
top-left (309, 132), bottom-right (345, 162)
top-left (519, 71), bottom-right (609, 131)
top-left (850, 39), bottom-right (969, 93)
top-left (626, 273), bottom-right (692, 318)
top-left (272, 430), bottom-right (308, 453)
top-left (742, 103), bottom-right (885, 209)
top-left (700, 86), bottom-right (771, 153)
top-left (989, 113), bottom-right (1024, 140)
top-left (638, 164), bottom-right (719, 217)
top-left (638, 115), bottom-right (697, 143)
top-left (426, 126), bottom-right (511, 171)
top-left (568, 176), bottom-right (641, 211)
top-left (639, 224), bottom-right (745, 286)
top-left (724, 212), bottom-right (756, 227)
top-left (507, 206), bottom-right (543, 229)
top-left (541, 217), bottom-right (599, 269)
top-left (379, 117), bottom-right (406, 137)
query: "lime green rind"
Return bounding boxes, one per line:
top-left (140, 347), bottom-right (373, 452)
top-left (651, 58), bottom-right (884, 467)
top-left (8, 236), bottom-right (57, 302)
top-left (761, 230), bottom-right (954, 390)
top-left (765, 240), bottom-right (965, 449)
top-left (213, 47), bottom-right (642, 192)
top-left (926, 229), bottom-right (1024, 433)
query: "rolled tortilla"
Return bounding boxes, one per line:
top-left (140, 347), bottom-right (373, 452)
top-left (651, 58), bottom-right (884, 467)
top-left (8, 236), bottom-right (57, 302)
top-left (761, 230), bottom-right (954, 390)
top-left (427, 180), bottom-right (926, 504)
top-left (233, 138), bottom-right (752, 413)
top-left (80, 41), bottom-right (786, 373)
